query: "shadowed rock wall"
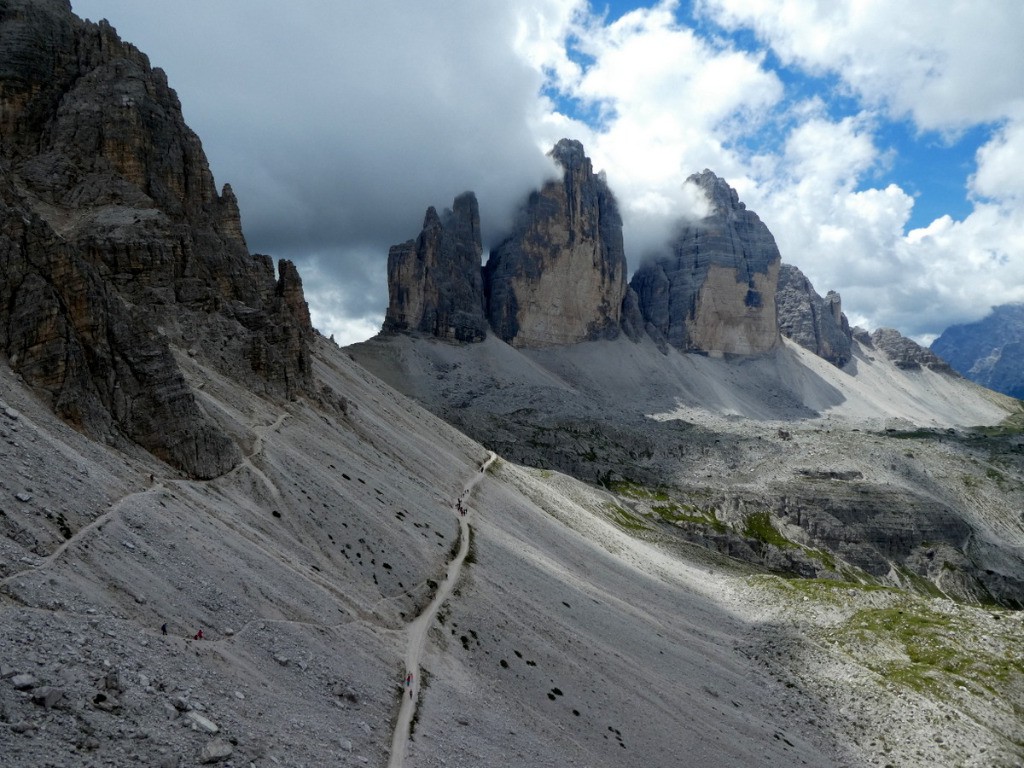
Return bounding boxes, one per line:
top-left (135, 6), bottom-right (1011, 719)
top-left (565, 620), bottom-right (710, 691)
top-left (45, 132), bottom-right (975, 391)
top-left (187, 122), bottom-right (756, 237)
top-left (383, 192), bottom-right (487, 342)
top-left (0, 0), bottom-right (313, 478)
top-left (777, 263), bottom-right (852, 367)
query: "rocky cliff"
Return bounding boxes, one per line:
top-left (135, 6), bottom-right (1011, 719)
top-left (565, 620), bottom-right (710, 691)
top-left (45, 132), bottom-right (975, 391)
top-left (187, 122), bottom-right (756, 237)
top-left (630, 170), bottom-right (781, 356)
top-left (776, 263), bottom-right (852, 366)
top-left (0, 0), bottom-right (313, 478)
top-left (932, 303), bottom-right (1024, 398)
top-left (868, 328), bottom-right (955, 373)
top-left (382, 150), bottom-right (864, 365)
top-left (383, 192), bottom-right (487, 342)
top-left (483, 139), bottom-right (628, 347)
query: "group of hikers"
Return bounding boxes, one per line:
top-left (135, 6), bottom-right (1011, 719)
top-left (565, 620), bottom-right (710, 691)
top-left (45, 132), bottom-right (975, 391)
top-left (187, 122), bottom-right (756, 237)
top-left (159, 622), bottom-right (205, 641)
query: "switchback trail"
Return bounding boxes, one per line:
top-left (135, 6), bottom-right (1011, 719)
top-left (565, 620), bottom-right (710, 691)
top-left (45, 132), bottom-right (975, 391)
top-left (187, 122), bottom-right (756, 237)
top-left (388, 451), bottom-right (496, 768)
top-left (1, 410), bottom-right (287, 595)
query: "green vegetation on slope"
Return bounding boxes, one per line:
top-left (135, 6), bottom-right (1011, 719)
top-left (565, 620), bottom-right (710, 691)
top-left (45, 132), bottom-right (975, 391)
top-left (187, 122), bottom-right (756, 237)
top-left (754, 576), bottom-right (1024, 745)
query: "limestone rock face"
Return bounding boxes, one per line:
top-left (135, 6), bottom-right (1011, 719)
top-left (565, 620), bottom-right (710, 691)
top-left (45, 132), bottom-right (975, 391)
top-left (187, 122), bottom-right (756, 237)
top-left (484, 139), bottom-right (627, 347)
top-left (870, 328), bottom-right (955, 373)
top-left (776, 264), bottom-right (852, 366)
top-left (631, 170), bottom-right (781, 356)
top-left (931, 303), bottom-right (1024, 398)
top-left (0, 0), bottom-right (313, 478)
top-left (383, 192), bottom-right (487, 342)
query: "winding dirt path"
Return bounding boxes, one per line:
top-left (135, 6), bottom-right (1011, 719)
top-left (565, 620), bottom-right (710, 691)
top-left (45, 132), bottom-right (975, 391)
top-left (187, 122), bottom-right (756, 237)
top-left (0, 411), bottom-right (288, 592)
top-left (388, 451), bottom-right (496, 768)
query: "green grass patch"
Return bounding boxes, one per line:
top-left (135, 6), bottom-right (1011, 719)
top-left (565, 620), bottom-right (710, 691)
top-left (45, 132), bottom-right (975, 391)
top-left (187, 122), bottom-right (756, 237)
top-left (759, 577), bottom-right (1024, 721)
top-left (607, 480), bottom-right (670, 501)
top-left (651, 502), bottom-right (726, 533)
top-left (743, 511), bottom-right (793, 548)
top-left (835, 604), bottom-right (1024, 697)
top-left (894, 565), bottom-right (947, 599)
top-left (606, 504), bottom-right (650, 531)
top-left (800, 545), bottom-right (837, 571)
top-left (751, 576), bottom-right (893, 611)
top-left (985, 466), bottom-right (1007, 486)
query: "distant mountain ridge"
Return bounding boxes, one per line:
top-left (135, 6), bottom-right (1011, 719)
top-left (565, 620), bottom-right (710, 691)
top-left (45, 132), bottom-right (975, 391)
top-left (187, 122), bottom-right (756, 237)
top-left (932, 303), bottom-right (1024, 398)
top-left (383, 138), bottom-right (962, 379)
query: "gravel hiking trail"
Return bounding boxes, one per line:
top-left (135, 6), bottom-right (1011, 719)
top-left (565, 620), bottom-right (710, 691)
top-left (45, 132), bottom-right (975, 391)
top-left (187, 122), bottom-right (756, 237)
top-left (388, 452), bottom-right (496, 768)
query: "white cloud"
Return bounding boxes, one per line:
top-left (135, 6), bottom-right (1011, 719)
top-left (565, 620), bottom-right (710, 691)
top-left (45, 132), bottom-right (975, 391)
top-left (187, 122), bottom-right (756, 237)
top-left (700, 0), bottom-right (1024, 132)
top-left (69, 1), bottom-right (1024, 345)
top-left (972, 117), bottom-right (1024, 204)
top-left (72, 0), bottom-right (572, 319)
top-left (537, 0), bottom-right (784, 257)
top-left (674, 0), bottom-right (1024, 338)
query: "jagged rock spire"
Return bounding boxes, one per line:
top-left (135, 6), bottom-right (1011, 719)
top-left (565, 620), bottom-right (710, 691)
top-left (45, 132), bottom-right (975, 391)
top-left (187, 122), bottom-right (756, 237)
top-left (777, 264), bottom-right (853, 367)
top-left (483, 139), bottom-right (627, 347)
top-left (383, 192), bottom-right (488, 343)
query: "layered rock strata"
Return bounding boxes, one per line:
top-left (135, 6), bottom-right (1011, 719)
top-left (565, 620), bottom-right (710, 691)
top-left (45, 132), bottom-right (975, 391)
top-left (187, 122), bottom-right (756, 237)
top-left (383, 192), bottom-right (487, 342)
top-left (630, 170), bottom-right (781, 356)
top-left (0, 0), bottom-right (313, 478)
top-left (776, 263), bottom-right (852, 366)
top-left (484, 139), bottom-right (628, 347)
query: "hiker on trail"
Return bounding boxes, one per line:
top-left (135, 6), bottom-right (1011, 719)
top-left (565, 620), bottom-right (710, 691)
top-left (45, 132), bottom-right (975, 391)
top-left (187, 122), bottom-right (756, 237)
top-left (161, 622), bottom-right (168, 636)
top-left (193, 629), bottom-right (204, 641)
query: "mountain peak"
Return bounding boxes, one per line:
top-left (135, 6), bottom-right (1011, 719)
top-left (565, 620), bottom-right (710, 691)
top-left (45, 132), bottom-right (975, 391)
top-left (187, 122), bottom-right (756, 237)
top-left (0, 0), bottom-right (313, 478)
top-left (549, 138), bottom-right (588, 172)
top-left (689, 169), bottom-right (745, 215)
top-left (484, 139), bottom-right (626, 347)
top-left (631, 169), bottom-right (780, 355)
top-left (383, 192), bottom-right (487, 342)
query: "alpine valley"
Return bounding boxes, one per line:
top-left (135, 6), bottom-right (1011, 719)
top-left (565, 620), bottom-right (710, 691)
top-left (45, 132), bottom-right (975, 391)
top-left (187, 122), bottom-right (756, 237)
top-left (1, 3), bottom-right (1022, 767)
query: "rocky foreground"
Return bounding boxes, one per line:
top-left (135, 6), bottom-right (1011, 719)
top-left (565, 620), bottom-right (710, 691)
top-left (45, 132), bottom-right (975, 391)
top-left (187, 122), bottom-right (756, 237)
top-left (2, 2), bottom-right (1023, 767)
top-left (4, 338), bottom-right (1024, 767)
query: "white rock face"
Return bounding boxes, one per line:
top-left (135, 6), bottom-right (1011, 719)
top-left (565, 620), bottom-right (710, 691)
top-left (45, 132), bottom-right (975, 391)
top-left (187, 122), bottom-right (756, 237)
top-left (689, 262), bottom-right (781, 356)
top-left (485, 139), bottom-right (627, 348)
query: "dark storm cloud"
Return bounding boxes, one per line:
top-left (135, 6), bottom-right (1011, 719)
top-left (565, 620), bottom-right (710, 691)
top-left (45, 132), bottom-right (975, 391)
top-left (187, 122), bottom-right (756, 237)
top-left (70, 1), bottom-right (1024, 344)
top-left (71, 0), bottom-right (561, 341)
